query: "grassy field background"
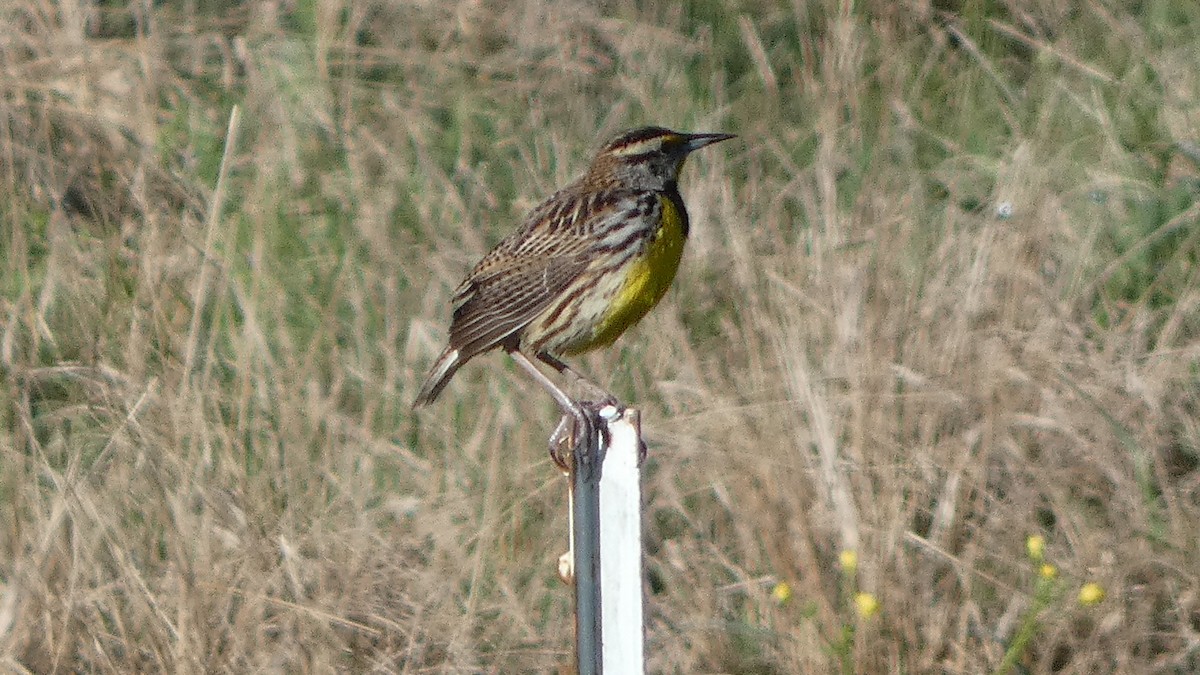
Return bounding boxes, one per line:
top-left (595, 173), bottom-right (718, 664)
top-left (2, 0), bottom-right (1199, 672)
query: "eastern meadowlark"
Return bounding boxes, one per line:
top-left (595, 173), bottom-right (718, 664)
top-left (413, 126), bottom-right (734, 459)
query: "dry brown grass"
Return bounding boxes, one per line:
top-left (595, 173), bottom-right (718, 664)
top-left (2, 0), bottom-right (1199, 672)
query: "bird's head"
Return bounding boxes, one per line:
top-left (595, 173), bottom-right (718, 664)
top-left (587, 126), bottom-right (735, 190)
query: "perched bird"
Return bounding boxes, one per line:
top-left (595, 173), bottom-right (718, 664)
top-left (413, 126), bottom-right (734, 460)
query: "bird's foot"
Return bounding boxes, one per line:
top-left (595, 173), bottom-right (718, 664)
top-left (548, 401), bottom-right (610, 474)
top-left (566, 374), bottom-right (619, 409)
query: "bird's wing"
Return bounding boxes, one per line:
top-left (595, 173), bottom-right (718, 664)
top-left (448, 252), bottom-right (587, 356)
top-left (446, 189), bottom-right (639, 358)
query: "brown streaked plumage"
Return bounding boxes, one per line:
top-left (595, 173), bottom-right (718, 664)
top-left (413, 126), bottom-right (734, 410)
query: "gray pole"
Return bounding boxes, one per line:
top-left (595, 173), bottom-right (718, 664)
top-left (572, 406), bottom-right (604, 675)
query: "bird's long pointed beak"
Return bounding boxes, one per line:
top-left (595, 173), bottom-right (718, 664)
top-left (682, 132), bottom-right (736, 152)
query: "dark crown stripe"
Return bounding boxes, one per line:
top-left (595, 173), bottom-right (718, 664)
top-left (603, 126), bottom-right (679, 155)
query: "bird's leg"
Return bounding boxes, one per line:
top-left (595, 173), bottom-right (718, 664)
top-left (508, 350), bottom-right (602, 471)
top-left (535, 352), bottom-right (619, 407)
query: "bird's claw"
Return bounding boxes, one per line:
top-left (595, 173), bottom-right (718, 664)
top-left (549, 414), bottom-right (576, 472)
top-left (548, 402), bottom-right (611, 474)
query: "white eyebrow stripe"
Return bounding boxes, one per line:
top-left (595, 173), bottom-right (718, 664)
top-left (608, 138), bottom-right (664, 156)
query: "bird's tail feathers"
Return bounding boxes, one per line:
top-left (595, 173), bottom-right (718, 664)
top-left (413, 347), bottom-right (462, 408)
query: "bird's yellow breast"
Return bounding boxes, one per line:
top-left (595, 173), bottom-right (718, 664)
top-left (568, 193), bottom-right (686, 353)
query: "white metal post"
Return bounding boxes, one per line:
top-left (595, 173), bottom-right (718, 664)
top-left (566, 404), bottom-right (646, 674)
top-left (598, 407), bottom-right (644, 672)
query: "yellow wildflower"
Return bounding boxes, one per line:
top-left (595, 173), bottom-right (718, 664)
top-left (1026, 535), bottom-right (1045, 562)
top-left (771, 581), bottom-right (792, 605)
top-left (1079, 583), bottom-right (1106, 606)
top-left (839, 550), bottom-right (858, 573)
top-left (854, 592), bottom-right (880, 618)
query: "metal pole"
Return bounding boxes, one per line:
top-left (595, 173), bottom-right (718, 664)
top-left (569, 404), bottom-right (646, 674)
top-left (598, 407), bottom-right (644, 672)
top-left (572, 405), bottom-right (604, 675)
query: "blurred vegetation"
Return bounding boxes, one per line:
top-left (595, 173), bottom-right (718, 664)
top-left (1, 0), bottom-right (1198, 672)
